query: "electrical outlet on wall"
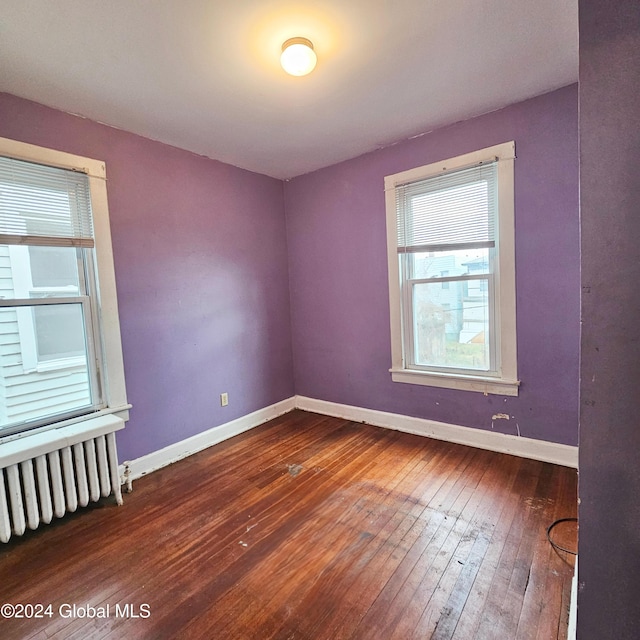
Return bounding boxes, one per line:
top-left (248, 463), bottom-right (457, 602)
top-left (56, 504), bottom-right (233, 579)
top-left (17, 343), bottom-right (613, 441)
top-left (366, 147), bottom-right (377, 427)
top-left (220, 392), bottom-right (229, 407)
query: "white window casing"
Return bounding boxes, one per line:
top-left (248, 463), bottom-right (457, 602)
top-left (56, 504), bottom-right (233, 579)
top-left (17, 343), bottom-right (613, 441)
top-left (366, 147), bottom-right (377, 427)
top-left (385, 141), bottom-right (519, 396)
top-left (0, 136), bottom-right (130, 439)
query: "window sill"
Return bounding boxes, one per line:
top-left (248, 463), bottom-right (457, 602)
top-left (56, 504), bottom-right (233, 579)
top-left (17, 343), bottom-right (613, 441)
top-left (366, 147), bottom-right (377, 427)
top-left (0, 405), bottom-right (131, 445)
top-left (390, 368), bottom-right (520, 396)
top-left (0, 413), bottom-right (127, 468)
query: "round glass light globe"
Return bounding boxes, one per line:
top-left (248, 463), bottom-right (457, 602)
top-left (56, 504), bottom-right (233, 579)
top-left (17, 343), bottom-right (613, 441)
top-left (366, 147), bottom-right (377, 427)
top-left (280, 39), bottom-right (317, 76)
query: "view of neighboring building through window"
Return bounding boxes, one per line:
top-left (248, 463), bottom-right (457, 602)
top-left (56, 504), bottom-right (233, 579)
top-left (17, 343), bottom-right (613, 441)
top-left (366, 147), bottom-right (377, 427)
top-left (385, 142), bottom-right (518, 396)
top-left (411, 249), bottom-right (490, 371)
top-left (0, 140), bottom-right (129, 437)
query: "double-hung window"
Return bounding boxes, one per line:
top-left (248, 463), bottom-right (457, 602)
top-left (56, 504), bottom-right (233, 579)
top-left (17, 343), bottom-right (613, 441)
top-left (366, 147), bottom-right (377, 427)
top-left (385, 142), bottom-right (519, 395)
top-left (0, 137), bottom-right (129, 437)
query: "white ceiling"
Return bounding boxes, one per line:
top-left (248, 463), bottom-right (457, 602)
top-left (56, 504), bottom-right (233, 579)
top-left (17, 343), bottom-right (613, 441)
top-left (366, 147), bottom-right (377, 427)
top-left (0, 1), bottom-right (578, 179)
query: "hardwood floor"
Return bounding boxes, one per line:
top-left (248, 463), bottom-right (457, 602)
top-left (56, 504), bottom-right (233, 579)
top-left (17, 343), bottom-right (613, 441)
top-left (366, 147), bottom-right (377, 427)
top-left (0, 410), bottom-right (578, 639)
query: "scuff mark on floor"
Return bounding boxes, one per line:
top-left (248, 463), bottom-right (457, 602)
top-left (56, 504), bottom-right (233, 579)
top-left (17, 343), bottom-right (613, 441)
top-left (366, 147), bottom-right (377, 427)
top-left (287, 464), bottom-right (304, 477)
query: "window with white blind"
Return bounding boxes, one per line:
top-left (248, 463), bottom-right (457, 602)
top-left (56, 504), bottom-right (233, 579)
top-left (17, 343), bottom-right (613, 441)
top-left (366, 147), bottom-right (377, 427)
top-left (385, 142), bottom-right (519, 395)
top-left (0, 137), bottom-right (129, 437)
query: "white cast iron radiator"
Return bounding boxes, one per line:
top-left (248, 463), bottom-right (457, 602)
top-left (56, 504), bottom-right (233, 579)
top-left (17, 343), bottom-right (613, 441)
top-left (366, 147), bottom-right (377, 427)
top-left (0, 415), bottom-right (125, 543)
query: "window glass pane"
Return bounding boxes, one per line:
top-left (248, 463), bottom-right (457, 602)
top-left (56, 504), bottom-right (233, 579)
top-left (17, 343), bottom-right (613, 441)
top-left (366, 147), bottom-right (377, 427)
top-left (412, 280), bottom-right (490, 370)
top-left (33, 304), bottom-right (86, 361)
top-left (29, 246), bottom-right (80, 290)
top-left (1, 244), bottom-right (82, 298)
top-left (0, 303), bottom-right (92, 431)
top-left (410, 248), bottom-right (490, 279)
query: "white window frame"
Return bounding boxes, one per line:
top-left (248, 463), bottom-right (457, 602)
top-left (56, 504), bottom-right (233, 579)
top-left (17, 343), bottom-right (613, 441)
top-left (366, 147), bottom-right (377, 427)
top-left (8, 244), bottom-right (88, 372)
top-left (0, 136), bottom-right (130, 437)
top-left (385, 141), bottom-right (519, 396)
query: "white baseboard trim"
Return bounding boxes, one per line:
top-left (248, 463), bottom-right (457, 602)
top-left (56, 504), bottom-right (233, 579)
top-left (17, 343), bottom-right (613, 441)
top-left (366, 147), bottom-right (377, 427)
top-left (119, 394), bottom-right (577, 486)
top-left (568, 559), bottom-right (578, 639)
top-left (118, 397), bottom-right (296, 484)
top-left (294, 396), bottom-right (578, 469)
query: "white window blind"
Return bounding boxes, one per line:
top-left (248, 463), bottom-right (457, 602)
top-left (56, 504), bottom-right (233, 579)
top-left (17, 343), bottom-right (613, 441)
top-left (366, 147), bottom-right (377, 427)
top-left (395, 162), bottom-right (497, 252)
top-left (0, 156), bottom-right (94, 247)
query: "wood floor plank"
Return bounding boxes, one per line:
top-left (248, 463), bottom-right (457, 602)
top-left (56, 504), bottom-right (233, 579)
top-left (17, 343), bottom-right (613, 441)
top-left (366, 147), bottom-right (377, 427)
top-left (289, 439), bottom-right (467, 640)
top-left (531, 468), bottom-right (577, 640)
top-left (514, 466), bottom-right (567, 640)
top-left (197, 429), bottom-right (425, 640)
top-left (0, 410), bottom-right (577, 640)
top-left (415, 454), bottom-right (522, 640)
top-left (320, 441), bottom-right (468, 639)
top-left (98, 422), bottom-right (393, 640)
top-left (212, 432), bottom-right (424, 637)
top-left (486, 464), bottom-right (557, 638)
top-left (352, 448), bottom-right (491, 640)
top-left (391, 451), bottom-right (520, 640)
top-left (448, 456), bottom-right (538, 640)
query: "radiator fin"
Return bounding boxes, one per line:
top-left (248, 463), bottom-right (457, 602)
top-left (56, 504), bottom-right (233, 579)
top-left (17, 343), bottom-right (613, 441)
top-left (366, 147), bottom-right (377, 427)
top-left (61, 446), bottom-right (78, 513)
top-left (35, 455), bottom-right (53, 524)
top-left (73, 443), bottom-right (89, 508)
top-left (6, 465), bottom-right (25, 537)
top-left (21, 459), bottom-right (39, 530)
top-left (0, 471), bottom-right (11, 543)
top-left (85, 439), bottom-right (100, 503)
top-left (48, 450), bottom-right (65, 519)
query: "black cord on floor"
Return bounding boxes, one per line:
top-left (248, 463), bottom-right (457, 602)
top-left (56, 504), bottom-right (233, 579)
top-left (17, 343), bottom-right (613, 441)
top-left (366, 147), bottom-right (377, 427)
top-left (546, 517), bottom-right (578, 556)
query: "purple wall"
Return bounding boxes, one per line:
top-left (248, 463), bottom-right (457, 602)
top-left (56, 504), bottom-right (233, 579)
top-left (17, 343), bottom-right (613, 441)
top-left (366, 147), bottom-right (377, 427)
top-left (578, 1), bottom-right (640, 637)
top-left (0, 83), bottom-right (579, 462)
top-left (0, 92), bottom-right (295, 461)
top-left (285, 85), bottom-right (580, 445)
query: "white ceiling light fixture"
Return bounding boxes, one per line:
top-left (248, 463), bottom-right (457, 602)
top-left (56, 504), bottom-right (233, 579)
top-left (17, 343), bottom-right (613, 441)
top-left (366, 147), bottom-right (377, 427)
top-left (280, 37), bottom-right (317, 76)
